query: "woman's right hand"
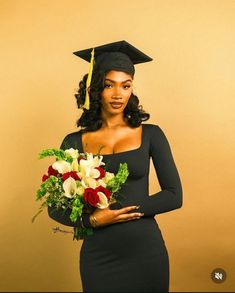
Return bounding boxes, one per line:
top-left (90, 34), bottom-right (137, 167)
top-left (89, 205), bottom-right (144, 227)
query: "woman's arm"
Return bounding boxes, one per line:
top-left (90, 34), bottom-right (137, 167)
top-left (138, 125), bottom-right (183, 216)
top-left (48, 206), bottom-right (93, 228)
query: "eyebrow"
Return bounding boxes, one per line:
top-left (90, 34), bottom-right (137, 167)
top-left (104, 78), bottom-right (132, 83)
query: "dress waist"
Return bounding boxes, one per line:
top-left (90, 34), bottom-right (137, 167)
top-left (81, 217), bottom-right (166, 259)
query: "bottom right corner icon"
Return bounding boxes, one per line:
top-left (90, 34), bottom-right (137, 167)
top-left (211, 267), bottom-right (227, 283)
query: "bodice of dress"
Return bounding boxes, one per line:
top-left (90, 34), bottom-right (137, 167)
top-left (48, 123), bottom-right (183, 228)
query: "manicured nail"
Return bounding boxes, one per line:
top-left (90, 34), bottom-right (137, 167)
top-left (135, 205), bottom-right (140, 209)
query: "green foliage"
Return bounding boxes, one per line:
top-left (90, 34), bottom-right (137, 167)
top-left (31, 202), bottom-right (47, 223)
top-left (107, 163), bottom-right (129, 193)
top-left (33, 148), bottom-right (130, 241)
top-left (33, 176), bottom-right (65, 222)
top-left (39, 148), bottom-right (73, 163)
top-left (36, 176), bottom-right (63, 201)
top-left (73, 227), bottom-right (94, 240)
top-left (116, 163), bottom-right (129, 184)
top-left (70, 197), bottom-right (84, 222)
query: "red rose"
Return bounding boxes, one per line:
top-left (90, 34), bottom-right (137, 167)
top-left (95, 185), bottom-right (111, 200)
top-left (42, 174), bottom-right (49, 182)
top-left (95, 167), bottom-right (106, 179)
top-left (84, 188), bottom-right (100, 207)
top-left (48, 165), bottom-right (59, 177)
top-left (62, 171), bottom-right (80, 182)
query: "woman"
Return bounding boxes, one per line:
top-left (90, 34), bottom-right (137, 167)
top-left (48, 40), bottom-right (183, 292)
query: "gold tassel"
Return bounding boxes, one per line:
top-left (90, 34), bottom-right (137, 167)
top-left (83, 48), bottom-right (95, 110)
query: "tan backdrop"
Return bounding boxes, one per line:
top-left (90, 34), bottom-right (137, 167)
top-left (0, 0), bottom-right (234, 291)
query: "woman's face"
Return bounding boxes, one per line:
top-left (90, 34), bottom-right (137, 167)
top-left (100, 70), bottom-right (133, 115)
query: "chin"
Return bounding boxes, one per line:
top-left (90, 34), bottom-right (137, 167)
top-left (107, 104), bottom-right (125, 114)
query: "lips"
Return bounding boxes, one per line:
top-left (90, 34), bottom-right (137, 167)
top-left (110, 102), bottom-right (123, 109)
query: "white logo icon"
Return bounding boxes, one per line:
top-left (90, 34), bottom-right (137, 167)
top-left (215, 272), bottom-right (223, 280)
top-left (211, 268), bottom-right (226, 283)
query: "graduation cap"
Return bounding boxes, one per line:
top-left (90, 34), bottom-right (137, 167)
top-left (73, 40), bottom-right (153, 110)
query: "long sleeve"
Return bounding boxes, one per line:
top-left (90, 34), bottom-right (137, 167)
top-left (138, 125), bottom-right (183, 216)
top-left (47, 133), bottom-right (93, 228)
top-left (48, 206), bottom-right (92, 228)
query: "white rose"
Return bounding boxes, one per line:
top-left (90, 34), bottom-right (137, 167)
top-left (103, 172), bottom-right (115, 183)
top-left (97, 179), bottom-right (106, 187)
top-left (65, 148), bottom-right (79, 159)
top-left (52, 160), bottom-right (71, 174)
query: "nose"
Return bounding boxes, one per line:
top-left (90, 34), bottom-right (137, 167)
top-left (112, 87), bottom-right (122, 99)
top-left (112, 95), bottom-right (122, 100)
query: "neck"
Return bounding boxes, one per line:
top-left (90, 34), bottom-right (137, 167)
top-left (101, 112), bottom-right (126, 129)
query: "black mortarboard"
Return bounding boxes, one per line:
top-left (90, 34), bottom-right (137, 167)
top-left (73, 40), bottom-right (153, 109)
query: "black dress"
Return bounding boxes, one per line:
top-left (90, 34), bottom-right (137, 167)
top-left (48, 123), bottom-right (183, 292)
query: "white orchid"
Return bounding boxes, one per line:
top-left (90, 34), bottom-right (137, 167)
top-left (84, 153), bottom-right (105, 168)
top-left (96, 192), bottom-right (109, 209)
top-left (52, 160), bottom-right (71, 174)
top-left (65, 148), bottom-right (79, 159)
top-left (62, 177), bottom-right (78, 198)
top-left (79, 155), bottom-right (104, 179)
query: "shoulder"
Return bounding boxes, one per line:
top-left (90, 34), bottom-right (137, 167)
top-left (142, 123), bottom-right (164, 135)
top-left (61, 130), bottom-right (82, 141)
top-left (142, 123), bottom-right (170, 149)
top-left (60, 130), bottom-right (82, 150)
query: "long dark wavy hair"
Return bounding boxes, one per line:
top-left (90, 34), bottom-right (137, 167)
top-left (75, 68), bottom-right (150, 132)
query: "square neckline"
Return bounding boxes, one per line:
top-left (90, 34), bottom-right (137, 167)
top-left (79, 124), bottom-right (145, 156)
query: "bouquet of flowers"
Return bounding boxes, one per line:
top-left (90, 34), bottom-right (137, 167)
top-left (32, 148), bottom-right (129, 240)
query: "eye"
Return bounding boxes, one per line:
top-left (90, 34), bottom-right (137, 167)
top-left (104, 84), bottom-right (112, 88)
top-left (123, 85), bottom-right (131, 89)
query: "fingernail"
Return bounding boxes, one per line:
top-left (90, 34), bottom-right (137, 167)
top-left (135, 205), bottom-right (140, 209)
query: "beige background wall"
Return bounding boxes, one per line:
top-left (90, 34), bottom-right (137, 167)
top-left (0, 0), bottom-right (234, 291)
